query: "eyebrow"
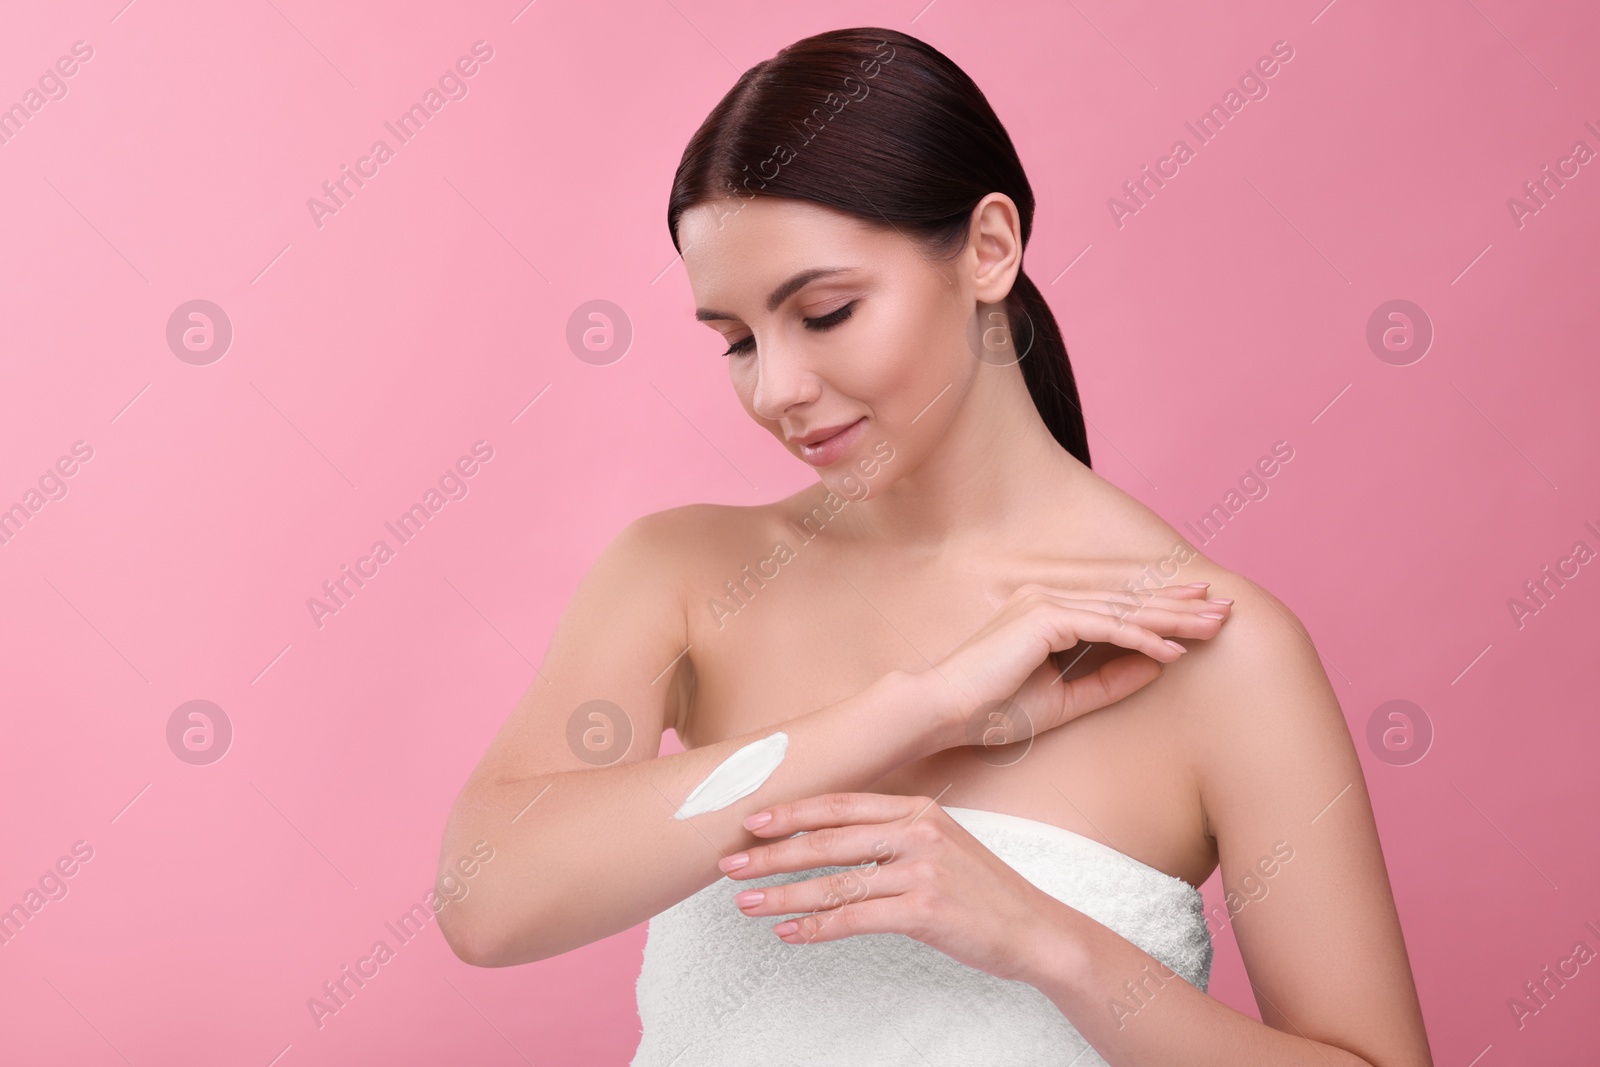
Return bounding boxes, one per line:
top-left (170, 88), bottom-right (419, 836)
top-left (694, 267), bottom-right (857, 322)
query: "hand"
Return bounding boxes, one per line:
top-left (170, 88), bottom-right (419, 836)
top-left (916, 582), bottom-right (1231, 751)
top-left (719, 792), bottom-right (1064, 982)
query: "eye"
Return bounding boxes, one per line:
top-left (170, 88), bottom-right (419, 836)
top-left (719, 301), bottom-right (858, 358)
top-left (805, 301), bottom-right (856, 332)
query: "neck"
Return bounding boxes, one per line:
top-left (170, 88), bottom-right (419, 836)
top-left (828, 359), bottom-right (1089, 555)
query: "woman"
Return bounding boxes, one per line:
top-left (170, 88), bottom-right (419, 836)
top-left (437, 26), bottom-right (1433, 1066)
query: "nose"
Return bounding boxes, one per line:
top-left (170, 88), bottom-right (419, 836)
top-left (748, 338), bottom-right (821, 422)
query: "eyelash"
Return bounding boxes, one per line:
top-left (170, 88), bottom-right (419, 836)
top-left (720, 301), bottom-right (857, 358)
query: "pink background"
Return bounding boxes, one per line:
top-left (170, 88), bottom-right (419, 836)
top-left (2, 0), bottom-right (1597, 1063)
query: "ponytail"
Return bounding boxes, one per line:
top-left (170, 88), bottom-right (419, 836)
top-left (1009, 270), bottom-right (1090, 467)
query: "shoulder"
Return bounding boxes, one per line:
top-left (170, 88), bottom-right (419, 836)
top-left (625, 490), bottom-right (830, 556)
top-left (611, 502), bottom-right (713, 558)
top-left (1180, 565), bottom-right (1326, 687)
top-left (615, 501), bottom-right (778, 564)
top-left (605, 501), bottom-right (792, 607)
top-left (1071, 484), bottom-right (1367, 850)
top-left (1154, 568), bottom-right (1431, 1056)
top-left (1166, 565), bottom-right (1359, 842)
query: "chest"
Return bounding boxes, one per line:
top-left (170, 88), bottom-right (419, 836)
top-left (677, 551), bottom-right (1218, 888)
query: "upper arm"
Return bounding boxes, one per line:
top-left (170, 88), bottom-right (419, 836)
top-left (467, 507), bottom-right (694, 790)
top-left (1189, 579), bottom-right (1433, 1067)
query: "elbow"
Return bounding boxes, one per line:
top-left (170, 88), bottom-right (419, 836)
top-left (438, 905), bottom-right (518, 968)
top-left (437, 892), bottom-right (556, 968)
top-left (436, 806), bottom-right (559, 966)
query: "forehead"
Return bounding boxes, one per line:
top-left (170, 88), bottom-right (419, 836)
top-left (678, 197), bottom-right (890, 306)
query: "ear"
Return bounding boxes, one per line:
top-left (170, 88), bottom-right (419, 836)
top-left (968, 193), bottom-right (1024, 306)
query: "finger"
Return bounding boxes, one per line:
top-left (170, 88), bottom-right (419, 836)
top-left (735, 855), bottom-right (910, 917)
top-left (1166, 582), bottom-right (1217, 598)
top-left (1033, 604), bottom-right (1189, 662)
top-left (989, 558), bottom-right (1210, 598)
top-left (1044, 582), bottom-right (1216, 601)
top-left (1107, 591), bottom-right (1229, 612)
top-left (773, 894), bottom-right (917, 945)
top-left (726, 821), bottom-right (897, 880)
top-left (1067, 601), bottom-right (1232, 638)
top-left (1034, 590), bottom-right (1230, 618)
top-left (744, 792), bottom-right (928, 838)
top-left (1054, 654), bottom-right (1165, 722)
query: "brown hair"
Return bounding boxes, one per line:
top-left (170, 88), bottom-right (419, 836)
top-left (667, 26), bottom-right (1091, 467)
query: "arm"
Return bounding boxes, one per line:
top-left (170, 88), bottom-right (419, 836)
top-left (435, 507), bottom-right (952, 967)
top-left (1014, 580), bottom-right (1434, 1066)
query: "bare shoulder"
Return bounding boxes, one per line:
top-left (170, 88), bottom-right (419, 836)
top-left (611, 498), bottom-right (792, 641)
top-left (618, 500), bottom-right (779, 576)
top-left (1172, 566), bottom-right (1336, 713)
top-left (567, 500), bottom-right (768, 667)
top-left (1167, 565), bottom-right (1363, 847)
top-left (1148, 576), bottom-right (1431, 1054)
top-left (617, 500), bottom-right (723, 546)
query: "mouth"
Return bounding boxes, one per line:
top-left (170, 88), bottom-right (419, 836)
top-left (793, 416), bottom-right (867, 467)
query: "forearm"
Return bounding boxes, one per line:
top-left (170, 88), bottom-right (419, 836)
top-left (438, 668), bottom-right (952, 967)
top-left (1022, 899), bottom-right (1376, 1066)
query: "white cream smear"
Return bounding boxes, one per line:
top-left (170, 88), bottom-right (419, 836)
top-left (673, 731), bottom-right (789, 820)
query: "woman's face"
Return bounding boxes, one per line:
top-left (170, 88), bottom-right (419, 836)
top-left (677, 195), bottom-right (996, 501)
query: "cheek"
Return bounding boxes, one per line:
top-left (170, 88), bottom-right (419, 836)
top-left (841, 308), bottom-right (947, 402)
top-left (886, 287), bottom-right (973, 383)
top-left (870, 315), bottom-right (974, 426)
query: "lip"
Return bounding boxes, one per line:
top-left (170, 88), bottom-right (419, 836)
top-left (792, 416), bottom-right (867, 467)
top-left (787, 418), bottom-right (862, 447)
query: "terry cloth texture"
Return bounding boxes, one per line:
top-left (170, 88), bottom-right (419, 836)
top-left (630, 804), bottom-right (1212, 1066)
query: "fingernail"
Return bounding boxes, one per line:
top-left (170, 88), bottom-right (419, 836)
top-left (735, 890), bottom-right (765, 908)
top-left (1209, 598), bottom-right (1233, 605)
top-left (1186, 582), bottom-right (1210, 588)
top-left (773, 921), bottom-right (798, 936)
top-left (743, 811), bottom-right (773, 830)
top-left (719, 852), bottom-right (750, 872)
top-left (1165, 639), bottom-right (1187, 652)
top-left (1199, 611), bottom-right (1225, 619)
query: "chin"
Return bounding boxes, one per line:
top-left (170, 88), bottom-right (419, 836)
top-left (820, 443), bottom-right (901, 503)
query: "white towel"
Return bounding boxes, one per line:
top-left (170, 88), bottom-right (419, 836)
top-left (631, 805), bottom-right (1212, 1066)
